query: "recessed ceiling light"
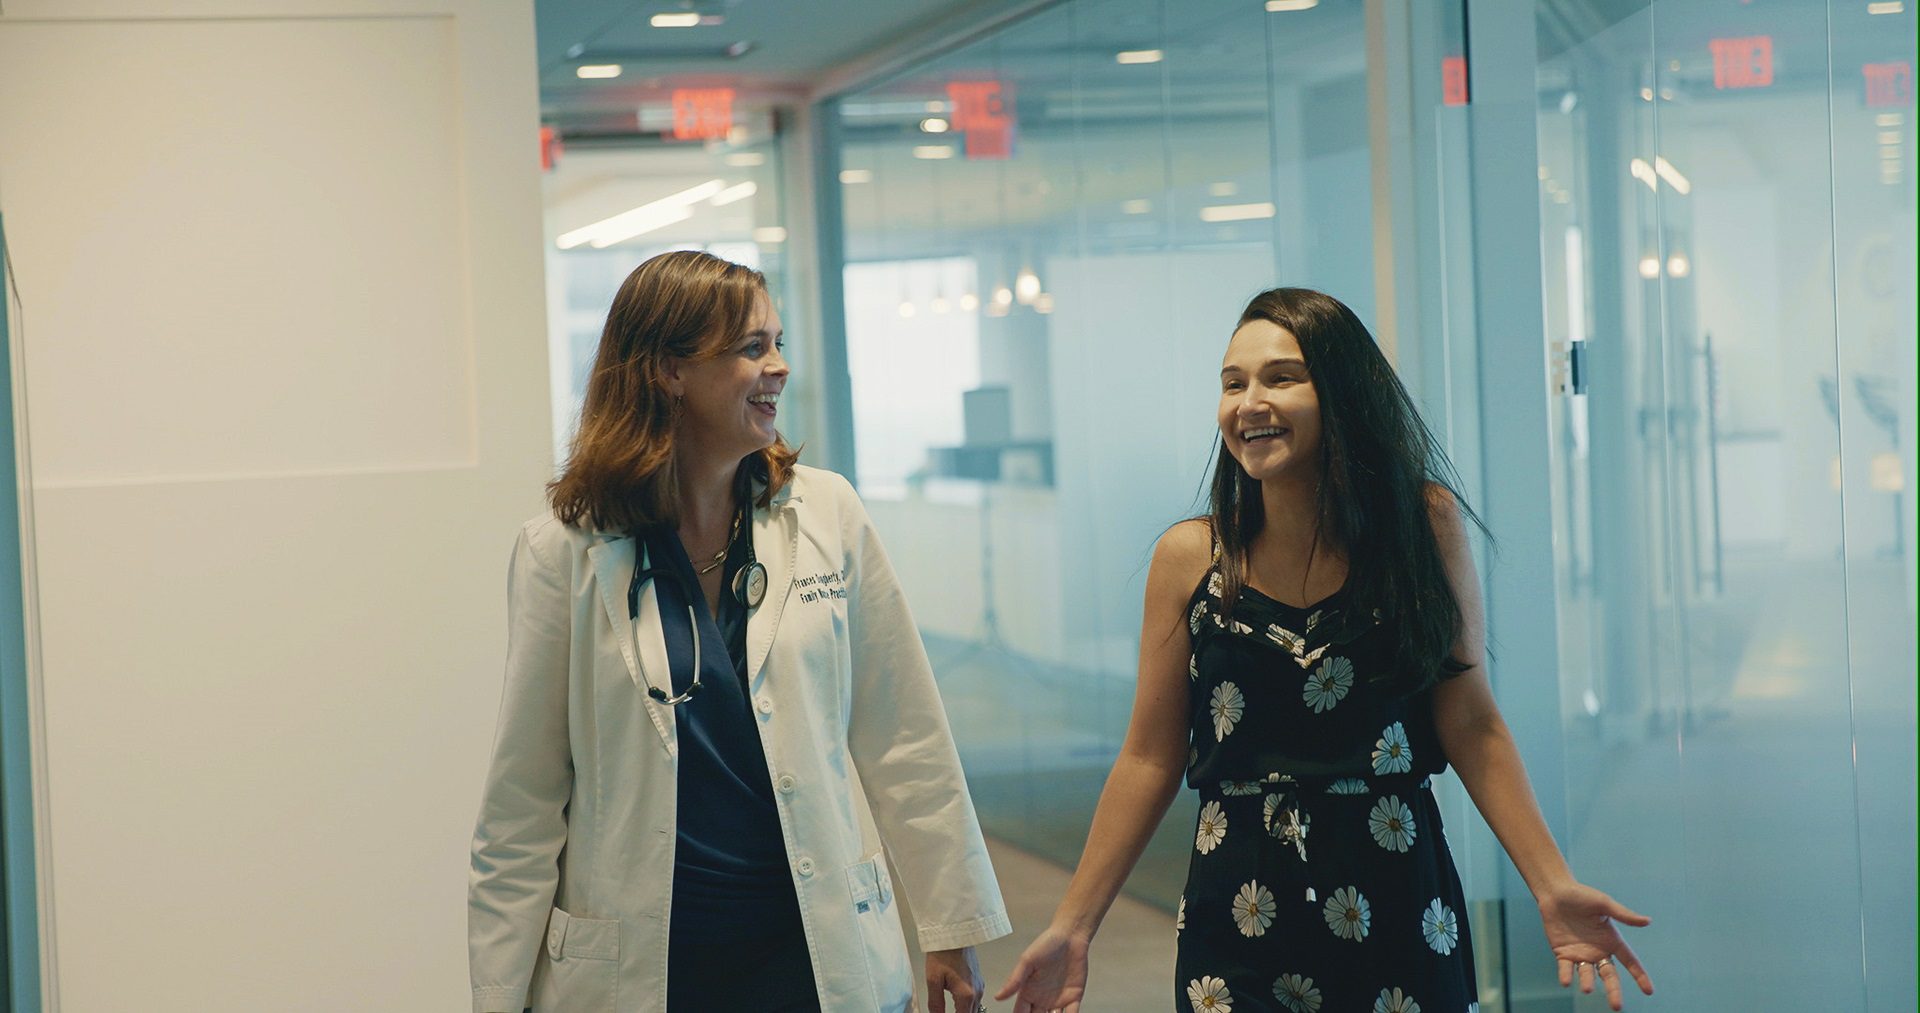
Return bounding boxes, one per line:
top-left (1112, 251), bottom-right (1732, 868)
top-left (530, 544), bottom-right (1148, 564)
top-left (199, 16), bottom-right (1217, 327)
top-left (725, 152), bottom-right (766, 167)
top-left (1116, 49), bottom-right (1163, 65)
top-left (1867, 1), bottom-right (1903, 14)
top-left (839, 169), bottom-right (874, 184)
top-left (651, 12), bottom-right (702, 28)
top-left (576, 64), bottom-right (622, 79)
top-left (920, 117), bottom-right (951, 133)
top-left (753, 227), bottom-right (787, 244)
top-left (912, 145), bottom-right (955, 160)
top-left (1266, 0), bottom-right (1319, 10)
top-left (1198, 202), bottom-right (1276, 222)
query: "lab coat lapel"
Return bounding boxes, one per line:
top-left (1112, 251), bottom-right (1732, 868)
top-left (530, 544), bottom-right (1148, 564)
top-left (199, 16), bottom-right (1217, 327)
top-left (588, 536), bottom-right (676, 757)
top-left (747, 491), bottom-right (800, 685)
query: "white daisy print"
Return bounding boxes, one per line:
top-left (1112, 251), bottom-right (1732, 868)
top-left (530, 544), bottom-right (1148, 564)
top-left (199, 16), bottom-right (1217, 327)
top-left (1220, 780), bottom-right (1262, 796)
top-left (1177, 895), bottom-right (1186, 933)
top-left (1368, 796), bottom-right (1417, 852)
top-left (1292, 644), bottom-right (1331, 669)
top-left (1266, 624), bottom-right (1306, 654)
top-left (1231, 880), bottom-right (1276, 938)
top-left (1304, 609), bottom-right (1324, 632)
top-left (1210, 682), bottom-right (1245, 741)
top-left (1327, 777), bottom-right (1370, 795)
top-left (1262, 795), bottom-right (1310, 841)
top-left (1187, 975), bottom-right (1232, 1012)
top-left (1189, 600), bottom-right (1207, 636)
top-left (1208, 571), bottom-right (1223, 598)
top-left (1371, 721), bottom-right (1414, 774)
top-left (1189, 653), bottom-right (1200, 680)
top-left (1323, 885), bottom-right (1371, 941)
top-left (1229, 619), bottom-right (1253, 635)
top-left (1421, 898), bottom-right (1458, 955)
top-left (1373, 987), bottom-right (1421, 1013)
top-left (1272, 974), bottom-right (1322, 1013)
top-left (1196, 801), bottom-right (1228, 854)
top-left (1302, 656), bottom-right (1354, 713)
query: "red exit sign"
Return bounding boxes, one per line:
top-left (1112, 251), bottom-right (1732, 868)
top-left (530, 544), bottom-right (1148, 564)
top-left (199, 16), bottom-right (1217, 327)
top-left (669, 88), bottom-right (734, 141)
top-left (947, 80), bottom-right (1015, 160)
top-left (1441, 56), bottom-right (1469, 106)
top-left (1864, 62), bottom-right (1913, 107)
top-left (1710, 36), bottom-right (1773, 90)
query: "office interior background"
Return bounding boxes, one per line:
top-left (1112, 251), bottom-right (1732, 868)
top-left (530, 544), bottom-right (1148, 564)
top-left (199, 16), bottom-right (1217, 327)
top-left (0, 0), bottom-right (1912, 1009)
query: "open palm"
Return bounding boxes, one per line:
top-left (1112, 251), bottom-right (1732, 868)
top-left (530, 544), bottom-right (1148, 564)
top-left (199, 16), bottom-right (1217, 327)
top-left (994, 926), bottom-right (1090, 1013)
top-left (1538, 881), bottom-right (1655, 1011)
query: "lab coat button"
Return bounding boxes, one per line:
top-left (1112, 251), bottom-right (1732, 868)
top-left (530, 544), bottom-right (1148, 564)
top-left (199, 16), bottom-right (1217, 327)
top-left (776, 774), bottom-right (796, 794)
top-left (797, 857), bottom-right (815, 877)
top-left (756, 696), bottom-right (774, 715)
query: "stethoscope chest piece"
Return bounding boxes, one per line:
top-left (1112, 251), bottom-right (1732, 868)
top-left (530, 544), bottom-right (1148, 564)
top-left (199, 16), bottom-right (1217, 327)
top-left (734, 560), bottom-right (769, 608)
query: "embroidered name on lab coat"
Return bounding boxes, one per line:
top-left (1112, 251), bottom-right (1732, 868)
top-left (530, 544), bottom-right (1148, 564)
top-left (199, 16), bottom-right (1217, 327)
top-left (796, 569), bottom-right (849, 604)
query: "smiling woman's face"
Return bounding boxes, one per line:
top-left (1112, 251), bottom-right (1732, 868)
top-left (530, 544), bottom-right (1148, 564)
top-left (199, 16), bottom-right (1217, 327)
top-left (1217, 318), bottom-right (1323, 483)
top-left (670, 291), bottom-right (789, 465)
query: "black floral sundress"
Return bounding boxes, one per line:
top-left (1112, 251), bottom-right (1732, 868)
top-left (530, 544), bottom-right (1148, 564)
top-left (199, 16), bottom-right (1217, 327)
top-left (1174, 563), bottom-right (1478, 1013)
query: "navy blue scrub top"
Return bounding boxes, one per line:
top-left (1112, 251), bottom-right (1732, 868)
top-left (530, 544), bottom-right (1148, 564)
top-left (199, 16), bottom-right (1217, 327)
top-left (641, 524), bottom-right (800, 945)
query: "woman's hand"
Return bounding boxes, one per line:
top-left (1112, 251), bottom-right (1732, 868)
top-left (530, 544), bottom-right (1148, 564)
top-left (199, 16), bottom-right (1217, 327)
top-left (992, 924), bottom-right (1090, 1013)
top-left (926, 946), bottom-right (985, 1013)
top-left (1537, 881), bottom-right (1655, 1010)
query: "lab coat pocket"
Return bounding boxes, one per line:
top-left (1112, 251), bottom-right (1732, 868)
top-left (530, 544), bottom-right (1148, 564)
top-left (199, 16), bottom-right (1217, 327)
top-left (846, 853), bottom-right (914, 1013)
top-left (528, 906), bottom-right (619, 1013)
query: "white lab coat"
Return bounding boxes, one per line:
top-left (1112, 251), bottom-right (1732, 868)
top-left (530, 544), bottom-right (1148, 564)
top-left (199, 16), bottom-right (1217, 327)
top-left (468, 465), bottom-right (1010, 1013)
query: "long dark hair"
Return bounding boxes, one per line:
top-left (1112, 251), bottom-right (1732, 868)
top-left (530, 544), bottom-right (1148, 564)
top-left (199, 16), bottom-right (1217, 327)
top-left (1207, 287), bottom-right (1485, 696)
top-left (548, 250), bottom-right (799, 533)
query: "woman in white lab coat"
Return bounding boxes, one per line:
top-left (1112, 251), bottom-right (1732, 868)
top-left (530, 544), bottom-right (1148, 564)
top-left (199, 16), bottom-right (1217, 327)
top-left (469, 250), bottom-right (1010, 1013)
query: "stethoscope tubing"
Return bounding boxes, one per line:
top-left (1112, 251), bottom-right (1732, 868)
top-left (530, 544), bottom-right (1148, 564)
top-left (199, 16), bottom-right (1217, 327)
top-left (627, 506), bottom-right (768, 707)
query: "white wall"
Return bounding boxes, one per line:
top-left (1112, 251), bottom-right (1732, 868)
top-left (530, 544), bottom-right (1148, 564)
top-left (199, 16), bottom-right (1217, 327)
top-left (0, 3), bottom-right (550, 1009)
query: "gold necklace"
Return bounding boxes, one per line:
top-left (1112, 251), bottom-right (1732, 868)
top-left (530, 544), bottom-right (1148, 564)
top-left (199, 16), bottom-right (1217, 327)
top-left (692, 510), bottom-right (741, 577)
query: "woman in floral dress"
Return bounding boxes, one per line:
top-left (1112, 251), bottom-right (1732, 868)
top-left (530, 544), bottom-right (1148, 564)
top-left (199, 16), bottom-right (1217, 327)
top-left (996, 289), bottom-right (1655, 1013)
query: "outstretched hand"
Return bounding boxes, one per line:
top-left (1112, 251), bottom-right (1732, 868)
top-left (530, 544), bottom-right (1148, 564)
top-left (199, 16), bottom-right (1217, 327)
top-left (1538, 881), bottom-right (1655, 1011)
top-left (993, 925), bottom-right (1090, 1013)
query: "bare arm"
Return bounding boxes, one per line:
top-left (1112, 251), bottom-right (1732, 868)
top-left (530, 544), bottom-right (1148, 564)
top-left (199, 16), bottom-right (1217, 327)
top-left (1427, 487), bottom-right (1654, 1009)
top-left (995, 520), bottom-right (1210, 1012)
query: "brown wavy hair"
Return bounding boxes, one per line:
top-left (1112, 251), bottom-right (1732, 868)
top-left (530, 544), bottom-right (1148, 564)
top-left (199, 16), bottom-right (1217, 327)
top-left (548, 250), bottom-right (799, 533)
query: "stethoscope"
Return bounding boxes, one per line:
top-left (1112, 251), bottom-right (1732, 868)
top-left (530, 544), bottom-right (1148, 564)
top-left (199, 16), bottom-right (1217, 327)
top-left (627, 505), bottom-right (770, 706)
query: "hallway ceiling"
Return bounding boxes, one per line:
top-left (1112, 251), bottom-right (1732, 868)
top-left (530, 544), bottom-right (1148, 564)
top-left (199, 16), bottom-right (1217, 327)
top-left (536, 0), bottom-right (1027, 134)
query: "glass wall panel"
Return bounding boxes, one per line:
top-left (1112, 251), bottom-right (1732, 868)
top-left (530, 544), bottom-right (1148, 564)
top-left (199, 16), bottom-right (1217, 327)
top-left (1527, 0), bottom-right (1916, 1009)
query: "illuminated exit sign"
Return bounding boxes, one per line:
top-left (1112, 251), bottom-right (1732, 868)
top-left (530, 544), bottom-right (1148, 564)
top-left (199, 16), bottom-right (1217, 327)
top-left (1864, 62), bottom-right (1913, 107)
top-left (1709, 36), bottom-right (1773, 90)
top-left (947, 80), bottom-right (1015, 160)
top-left (669, 88), bottom-right (734, 140)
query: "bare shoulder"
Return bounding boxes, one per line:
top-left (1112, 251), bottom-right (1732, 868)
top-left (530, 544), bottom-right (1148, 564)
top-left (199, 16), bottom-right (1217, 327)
top-left (1149, 518), bottom-right (1215, 593)
top-left (1424, 483), bottom-right (1466, 540)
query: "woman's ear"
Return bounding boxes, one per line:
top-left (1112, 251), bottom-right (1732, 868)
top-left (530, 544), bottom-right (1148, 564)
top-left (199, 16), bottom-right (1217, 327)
top-left (661, 357), bottom-right (687, 398)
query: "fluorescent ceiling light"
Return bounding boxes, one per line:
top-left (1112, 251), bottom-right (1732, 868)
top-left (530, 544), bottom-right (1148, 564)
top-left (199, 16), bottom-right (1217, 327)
top-left (753, 227), bottom-right (788, 244)
top-left (920, 117), bottom-right (951, 133)
top-left (1629, 158), bottom-right (1658, 191)
top-left (724, 152), bottom-right (766, 167)
top-left (1880, 131), bottom-right (1904, 144)
top-left (710, 181), bottom-right (758, 206)
top-left (651, 12), bottom-right (703, 27)
top-left (556, 179), bottom-right (725, 249)
top-left (576, 64), bottom-right (622, 79)
top-left (1877, 112), bottom-right (1904, 126)
top-left (1652, 156), bottom-right (1691, 194)
top-left (1116, 50), bottom-right (1163, 65)
top-left (1208, 181), bottom-right (1238, 197)
top-left (1199, 201), bottom-right (1276, 222)
top-left (1266, 0), bottom-right (1319, 10)
top-left (912, 145), bottom-right (955, 159)
top-left (1868, 1), bottom-right (1903, 14)
top-left (839, 169), bottom-right (874, 184)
